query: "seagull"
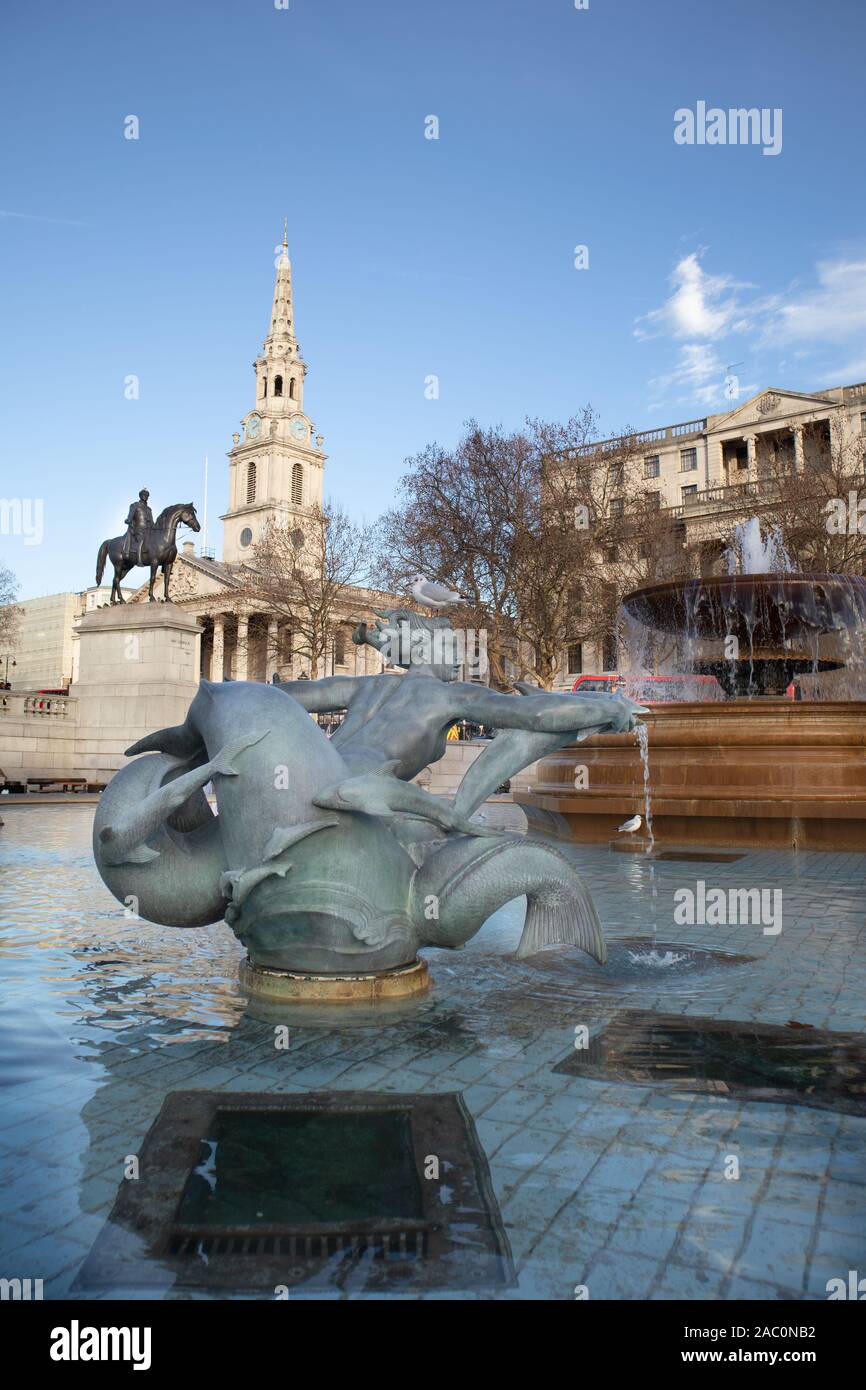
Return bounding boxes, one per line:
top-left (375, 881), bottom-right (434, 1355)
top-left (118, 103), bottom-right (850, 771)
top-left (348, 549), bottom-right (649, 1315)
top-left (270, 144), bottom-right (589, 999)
top-left (617, 815), bottom-right (642, 834)
top-left (410, 574), bottom-right (463, 609)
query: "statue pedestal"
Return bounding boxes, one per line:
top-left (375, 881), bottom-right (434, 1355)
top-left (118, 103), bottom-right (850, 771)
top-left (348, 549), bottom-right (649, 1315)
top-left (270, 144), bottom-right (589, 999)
top-left (238, 957), bottom-right (431, 1004)
top-left (71, 603), bottom-right (202, 779)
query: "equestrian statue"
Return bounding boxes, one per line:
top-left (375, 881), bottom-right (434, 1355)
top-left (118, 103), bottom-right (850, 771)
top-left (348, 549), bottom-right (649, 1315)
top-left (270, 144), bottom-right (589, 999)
top-left (95, 489), bottom-right (201, 604)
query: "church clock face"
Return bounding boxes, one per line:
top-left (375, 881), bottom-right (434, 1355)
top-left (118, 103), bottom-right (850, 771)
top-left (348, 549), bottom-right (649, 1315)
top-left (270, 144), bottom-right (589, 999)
top-left (290, 414), bottom-right (307, 442)
top-left (246, 413), bottom-right (262, 440)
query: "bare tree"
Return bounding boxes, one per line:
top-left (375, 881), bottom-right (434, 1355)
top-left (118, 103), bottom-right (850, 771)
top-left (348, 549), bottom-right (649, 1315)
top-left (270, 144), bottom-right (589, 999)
top-left (0, 562), bottom-right (20, 655)
top-left (749, 426), bottom-right (866, 573)
top-left (373, 411), bottom-right (678, 689)
top-left (233, 502), bottom-right (372, 679)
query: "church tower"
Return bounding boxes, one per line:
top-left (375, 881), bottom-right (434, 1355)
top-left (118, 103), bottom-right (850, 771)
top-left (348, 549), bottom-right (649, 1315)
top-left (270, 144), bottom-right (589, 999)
top-left (221, 226), bottom-right (326, 564)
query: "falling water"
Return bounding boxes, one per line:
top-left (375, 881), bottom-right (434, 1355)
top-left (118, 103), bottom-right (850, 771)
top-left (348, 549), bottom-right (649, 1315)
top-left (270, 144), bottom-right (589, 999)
top-left (635, 722), bottom-right (655, 853)
top-left (635, 721), bottom-right (658, 943)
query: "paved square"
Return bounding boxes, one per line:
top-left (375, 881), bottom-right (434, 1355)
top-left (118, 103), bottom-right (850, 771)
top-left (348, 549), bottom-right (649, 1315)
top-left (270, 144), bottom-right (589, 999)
top-left (0, 805), bottom-right (864, 1300)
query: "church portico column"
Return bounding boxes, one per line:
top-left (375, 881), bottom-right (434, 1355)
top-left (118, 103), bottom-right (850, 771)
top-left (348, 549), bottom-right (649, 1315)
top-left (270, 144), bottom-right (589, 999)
top-left (211, 616), bottom-right (225, 682)
top-left (266, 619), bottom-right (279, 682)
top-left (236, 615), bottom-right (249, 681)
top-left (793, 425), bottom-right (804, 474)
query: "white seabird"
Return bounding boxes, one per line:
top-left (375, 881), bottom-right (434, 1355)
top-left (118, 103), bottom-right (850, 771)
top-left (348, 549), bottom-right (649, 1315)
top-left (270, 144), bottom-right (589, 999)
top-left (410, 574), bottom-right (463, 609)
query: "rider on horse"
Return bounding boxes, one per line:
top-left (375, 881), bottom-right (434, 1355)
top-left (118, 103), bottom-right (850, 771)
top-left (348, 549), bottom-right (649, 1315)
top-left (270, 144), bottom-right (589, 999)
top-left (123, 489), bottom-right (154, 566)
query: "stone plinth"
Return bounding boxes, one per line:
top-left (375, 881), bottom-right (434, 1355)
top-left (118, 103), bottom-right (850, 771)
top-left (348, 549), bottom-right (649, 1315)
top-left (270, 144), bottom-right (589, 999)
top-left (514, 701), bottom-right (866, 852)
top-left (71, 604), bottom-right (202, 777)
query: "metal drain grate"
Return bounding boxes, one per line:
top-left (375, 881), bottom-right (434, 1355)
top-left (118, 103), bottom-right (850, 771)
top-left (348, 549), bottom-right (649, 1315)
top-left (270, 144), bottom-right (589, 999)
top-left (165, 1229), bottom-right (428, 1258)
top-left (554, 1010), bottom-right (866, 1115)
top-left (75, 1091), bottom-right (513, 1293)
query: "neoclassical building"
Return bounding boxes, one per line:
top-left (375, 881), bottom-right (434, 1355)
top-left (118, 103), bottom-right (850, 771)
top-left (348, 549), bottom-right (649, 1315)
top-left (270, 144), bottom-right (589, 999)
top-left (129, 230), bottom-right (392, 683)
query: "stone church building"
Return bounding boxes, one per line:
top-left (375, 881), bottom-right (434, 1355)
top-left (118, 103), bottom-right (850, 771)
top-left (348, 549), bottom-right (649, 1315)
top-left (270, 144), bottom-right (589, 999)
top-left (128, 230), bottom-right (392, 684)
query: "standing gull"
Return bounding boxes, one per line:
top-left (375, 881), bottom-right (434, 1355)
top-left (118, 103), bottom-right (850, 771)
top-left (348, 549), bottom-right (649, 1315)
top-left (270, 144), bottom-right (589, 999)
top-left (410, 574), bottom-right (463, 609)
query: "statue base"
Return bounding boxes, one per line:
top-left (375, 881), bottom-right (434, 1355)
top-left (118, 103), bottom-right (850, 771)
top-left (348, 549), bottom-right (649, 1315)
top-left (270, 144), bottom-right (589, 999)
top-left (71, 603), bottom-right (202, 782)
top-left (238, 956), bottom-right (431, 1004)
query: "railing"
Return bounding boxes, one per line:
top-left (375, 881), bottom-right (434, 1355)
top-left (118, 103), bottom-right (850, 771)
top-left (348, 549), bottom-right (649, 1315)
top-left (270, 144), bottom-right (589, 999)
top-left (571, 418), bottom-right (707, 459)
top-left (0, 692), bottom-right (75, 718)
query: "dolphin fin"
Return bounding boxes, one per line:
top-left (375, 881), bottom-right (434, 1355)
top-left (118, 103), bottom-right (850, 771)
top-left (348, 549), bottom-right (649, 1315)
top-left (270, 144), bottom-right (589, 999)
top-left (220, 862), bottom-right (292, 908)
top-left (263, 819), bottom-right (338, 861)
top-left (207, 729), bottom-right (270, 779)
top-left (126, 724), bottom-right (202, 759)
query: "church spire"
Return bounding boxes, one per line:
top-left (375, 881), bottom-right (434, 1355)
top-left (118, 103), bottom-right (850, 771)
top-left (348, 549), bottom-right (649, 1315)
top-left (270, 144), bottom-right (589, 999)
top-left (267, 219), bottom-right (295, 350)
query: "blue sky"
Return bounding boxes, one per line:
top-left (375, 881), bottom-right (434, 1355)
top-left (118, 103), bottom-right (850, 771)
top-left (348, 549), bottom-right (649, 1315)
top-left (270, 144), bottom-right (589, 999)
top-left (1, 0), bottom-right (864, 599)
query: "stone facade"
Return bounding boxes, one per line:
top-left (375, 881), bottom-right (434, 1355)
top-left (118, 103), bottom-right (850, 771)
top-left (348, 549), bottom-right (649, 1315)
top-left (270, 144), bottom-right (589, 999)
top-left (5, 586), bottom-right (123, 692)
top-left (557, 380), bottom-right (866, 688)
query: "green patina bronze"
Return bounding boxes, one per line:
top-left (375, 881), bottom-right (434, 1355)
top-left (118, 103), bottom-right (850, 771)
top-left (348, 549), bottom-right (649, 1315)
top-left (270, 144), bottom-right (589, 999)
top-left (92, 608), bottom-right (645, 976)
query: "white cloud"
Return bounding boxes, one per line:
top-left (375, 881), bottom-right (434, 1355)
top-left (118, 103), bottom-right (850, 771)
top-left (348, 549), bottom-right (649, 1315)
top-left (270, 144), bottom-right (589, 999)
top-left (647, 342), bottom-right (722, 397)
top-left (637, 249), bottom-right (866, 411)
top-left (759, 258), bottom-right (866, 347)
top-left (635, 252), bottom-right (752, 341)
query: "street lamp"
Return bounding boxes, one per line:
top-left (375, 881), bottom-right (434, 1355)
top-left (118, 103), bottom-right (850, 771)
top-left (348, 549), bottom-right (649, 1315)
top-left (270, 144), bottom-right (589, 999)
top-left (1, 655), bottom-right (16, 686)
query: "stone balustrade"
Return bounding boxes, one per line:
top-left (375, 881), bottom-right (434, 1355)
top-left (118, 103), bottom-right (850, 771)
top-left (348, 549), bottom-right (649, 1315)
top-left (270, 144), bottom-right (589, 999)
top-left (0, 691), bottom-right (75, 719)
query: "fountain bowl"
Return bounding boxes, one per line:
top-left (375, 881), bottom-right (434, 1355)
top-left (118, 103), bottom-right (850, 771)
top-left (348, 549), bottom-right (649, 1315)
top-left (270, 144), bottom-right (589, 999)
top-left (623, 572), bottom-right (866, 653)
top-left (515, 566), bottom-right (866, 852)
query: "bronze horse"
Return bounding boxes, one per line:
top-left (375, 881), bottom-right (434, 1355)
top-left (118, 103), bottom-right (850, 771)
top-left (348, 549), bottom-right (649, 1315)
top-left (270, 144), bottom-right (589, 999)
top-left (96, 503), bottom-right (200, 604)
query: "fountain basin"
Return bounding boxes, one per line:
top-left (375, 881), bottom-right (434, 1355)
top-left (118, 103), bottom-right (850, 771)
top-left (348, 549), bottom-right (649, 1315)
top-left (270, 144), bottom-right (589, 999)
top-left (624, 571), bottom-right (866, 650)
top-left (514, 700), bottom-right (866, 851)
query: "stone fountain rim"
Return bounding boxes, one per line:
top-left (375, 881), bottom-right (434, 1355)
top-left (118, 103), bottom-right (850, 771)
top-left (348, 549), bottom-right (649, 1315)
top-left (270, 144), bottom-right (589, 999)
top-left (624, 570), bottom-right (866, 610)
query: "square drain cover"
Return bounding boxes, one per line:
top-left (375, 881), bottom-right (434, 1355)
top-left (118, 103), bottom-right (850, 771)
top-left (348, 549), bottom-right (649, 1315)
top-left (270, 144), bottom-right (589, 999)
top-left (75, 1091), bottom-right (513, 1293)
top-left (554, 1011), bottom-right (866, 1115)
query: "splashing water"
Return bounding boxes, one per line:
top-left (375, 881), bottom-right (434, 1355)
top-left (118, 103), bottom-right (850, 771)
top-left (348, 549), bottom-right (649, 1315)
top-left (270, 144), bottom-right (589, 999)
top-left (726, 517), bottom-right (792, 575)
top-left (627, 949), bottom-right (688, 969)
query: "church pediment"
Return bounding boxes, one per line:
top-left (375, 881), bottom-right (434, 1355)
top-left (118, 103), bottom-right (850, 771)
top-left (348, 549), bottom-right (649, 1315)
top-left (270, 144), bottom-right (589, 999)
top-left (711, 388), bottom-right (838, 434)
top-left (128, 554), bottom-right (239, 606)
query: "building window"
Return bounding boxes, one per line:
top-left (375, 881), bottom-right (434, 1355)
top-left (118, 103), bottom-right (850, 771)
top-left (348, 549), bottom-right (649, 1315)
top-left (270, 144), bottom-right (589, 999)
top-left (246, 462), bottom-right (256, 503)
top-left (292, 462), bottom-right (303, 505)
top-left (274, 375), bottom-right (283, 397)
top-left (644, 454), bottom-right (660, 478)
top-left (647, 491), bottom-right (661, 509)
top-left (239, 526), bottom-right (253, 548)
top-left (609, 462), bottom-right (624, 487)
top-left (680, 447), bottom-right (698, 471)
top-left (861, 412), bottom-right (866, 433)
top-left (610, 497), bottom-right (624, 518)
top-left (334, 628), bottom-right (347, 665)
top-left (681, 484), bottom-right (697, 500)
top-left (261, 377), bottom-right (267, 397)
top-left (604, 545), bottom-right (618, 563)
top-left (289, 378), bottom-right (296, 400)
top-left (567, 642), bottom-right (583, 675)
